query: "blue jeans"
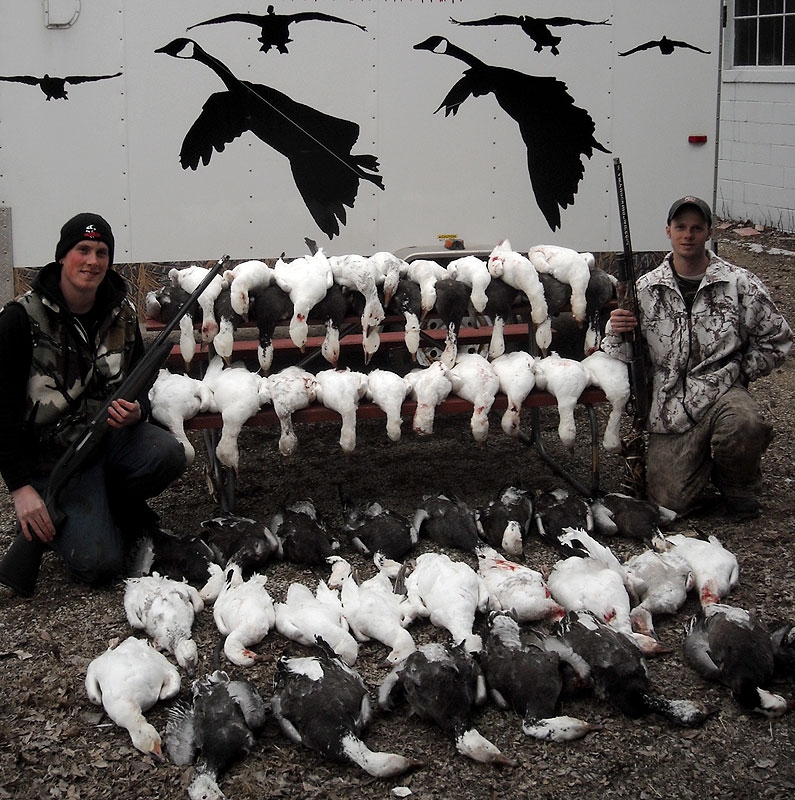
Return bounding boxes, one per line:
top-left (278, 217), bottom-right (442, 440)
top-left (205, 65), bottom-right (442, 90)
top-left (33, 422), bottom-right (186, 585)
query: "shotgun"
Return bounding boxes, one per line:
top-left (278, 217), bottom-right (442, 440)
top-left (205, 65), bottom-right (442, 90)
top-left (1, 255), bottom-right (228, 596)
top-left (612, 158), bottom-right (649, 494)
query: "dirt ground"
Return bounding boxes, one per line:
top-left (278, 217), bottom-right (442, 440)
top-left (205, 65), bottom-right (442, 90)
top-left (1, 223), bottom-right (794, 800)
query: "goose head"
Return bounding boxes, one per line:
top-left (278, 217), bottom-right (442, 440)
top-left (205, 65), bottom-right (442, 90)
top-left (155, 38), bottom-right (200, 60)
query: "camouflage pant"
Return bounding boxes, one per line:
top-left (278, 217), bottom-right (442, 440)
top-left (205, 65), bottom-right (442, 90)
top-left (645, 386), bottom-right (774, 515)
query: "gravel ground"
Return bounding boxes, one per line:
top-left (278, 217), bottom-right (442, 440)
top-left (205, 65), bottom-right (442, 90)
top-left (1, 223), bottom-right (794, 800)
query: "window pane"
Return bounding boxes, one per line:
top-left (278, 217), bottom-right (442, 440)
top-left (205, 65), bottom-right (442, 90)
top-left (736, 0), bottom-right (758, 14)
top-left (759, 0), bottom-right (783, 13)
top-left (759, 16), bottom-right (783, 63)
top-left (734, 17), bottom-right (758, 63)
top-left (786, 14), bottom-right (795, 62)
top-left (787, 0), bottom-right (795, 11)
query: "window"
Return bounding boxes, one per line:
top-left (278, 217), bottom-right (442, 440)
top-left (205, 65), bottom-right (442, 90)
top-left (733, 0), bottom-right (795, 65)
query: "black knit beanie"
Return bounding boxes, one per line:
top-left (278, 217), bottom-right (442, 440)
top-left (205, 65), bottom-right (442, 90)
top-left (54, 213), bottom-right (115, 267)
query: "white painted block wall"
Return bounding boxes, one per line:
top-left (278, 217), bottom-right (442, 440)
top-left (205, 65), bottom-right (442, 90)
top-left (718, 70), bottom-right (795, 232)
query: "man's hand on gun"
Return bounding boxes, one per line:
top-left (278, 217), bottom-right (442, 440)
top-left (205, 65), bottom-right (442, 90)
top-left (609, 307), bottom-right (638, 335)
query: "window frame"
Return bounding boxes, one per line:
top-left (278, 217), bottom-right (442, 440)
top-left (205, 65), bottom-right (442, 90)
top-left (729, 0), bottom-right (795, 67)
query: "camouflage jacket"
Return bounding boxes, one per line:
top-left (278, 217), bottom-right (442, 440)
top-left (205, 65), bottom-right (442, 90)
top-left (601, 249), bottom-right (792, 434)
top-left (0, 262), bottom-right (143, 489)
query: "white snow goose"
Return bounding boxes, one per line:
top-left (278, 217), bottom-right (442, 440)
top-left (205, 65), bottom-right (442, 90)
top-left (124, 573), bottom-right (205, 675)
top-left (274, 580), bottom-right (359, 666)
top-left (487, 240), bottom-right (551, 352)
top-left (533, 352), bottom-right (590, 450)
top-left (446, 254), bottom-right (491, 313)
top-left (212, 563), bottom-right (276, 666)
top-left (656, 533), bottom-right (739, 606)
top-left (548, 610), bottom-right (713, 727)
top-left (481, 611), bottom-right (600, 742)
top-left (378, 641), bottom-right (515, 766)
top-left (476, 546), bottom-right (564, 624)
top-left (527, 244), bottom-right (594, 325)
top-left (148, 369), bottom-right (214, 466)
top-left (364, 368), bottom-right (412, 442)
top-left (405, 361), bottom-right (455, 435)
top-left (330, 556), bottom-right (420, 666)
top-left (404, 551), bottom-right (488, 653)
top-left (274, 250), bottom-right (334, 350)
top-left (449, 352), bottom-right (500, 442)
top-left (84, 636), bottom-right (181, 759)
top-left (169, 264), bottom-right (227, 344)
top-left (328, 253), bottom-right (385, 363)
top-left (684, 603), bottom-right (791, 717)
top-left (270, 498), bottom-right (340, 565)
top-left (623, 548), bottom-right (694, 638)
top-left (547, 528), bottom-right (668, 656)
top-left (201, 356), bottom-right (271, 474)
top-left (404, 258), bottom-right (448, 319)
top-left (272, 640), bottom-right (419, 777)
top-left (580, 350), bottom-right (631, 453)
top-left (366, 250), bottom-right (406, 307)
top-left (267, 366), bottom-right (317, 456)
top-left (314, 367), bottom-right (369, 455)
top-left (223, 258), bottom-right (285, 317)
top-left (166, 669), bottom-right (267, 800)
top-left (490, 351), bottom-right (537, 437)
top-left (476, 484), bottom-right (534, 557)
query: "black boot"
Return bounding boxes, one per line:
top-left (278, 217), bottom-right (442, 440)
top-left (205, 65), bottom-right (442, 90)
top-left (0, 531), bottom-right (45, 597)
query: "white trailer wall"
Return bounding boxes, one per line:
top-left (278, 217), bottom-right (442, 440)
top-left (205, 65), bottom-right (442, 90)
top-left (0, 1), bottom-right (722, 266)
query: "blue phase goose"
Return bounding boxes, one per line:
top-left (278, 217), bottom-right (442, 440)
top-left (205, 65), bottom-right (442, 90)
top-left (378, 641), bottom-right (515, 766)
top-left (684, 603), bottom-right (791, 717)
top-left (412, 493), bottom-right (481, 552)
top-left (549, 610), bottom-right (713, 727)
top-left (339, 494), bottom-right (418, 561)
top-left (199, 514), bottom-right (282, 575)
top-left (272, 640), bottom-right (419, 777)
top-left (476, 484), bottom-right (534, 557)
top-left (270, 499), bottom-right (340, 565)
top-left (166, 670), bottom-right (267, 800)
top-left (481, 611), bottom-right (601, 741)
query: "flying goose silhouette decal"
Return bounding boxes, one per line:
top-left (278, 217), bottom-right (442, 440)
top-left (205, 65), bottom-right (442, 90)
top-left (414, 36), bottom-right (609, 232)
top-left (619, 36), bottom-right (711, 57)
top-left (449, 14), bottom-right (611, 56)
top-left (0, 71), bottom-right (121, 100)
top-left (186, 4), bottom-right (367, 54)
top-left (155, 38), bottom-right (383, 240)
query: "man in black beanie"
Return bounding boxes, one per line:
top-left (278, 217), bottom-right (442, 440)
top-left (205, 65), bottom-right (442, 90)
top-left (0, 212), bottom-right (187, 596)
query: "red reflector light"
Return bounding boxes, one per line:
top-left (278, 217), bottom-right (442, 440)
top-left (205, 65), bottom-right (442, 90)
top-left (688, 135), bottom-right (708, 144)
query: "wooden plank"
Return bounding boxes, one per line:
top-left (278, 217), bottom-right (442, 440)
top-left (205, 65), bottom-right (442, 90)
top-left (182, 387), bottom-right (608, 430)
